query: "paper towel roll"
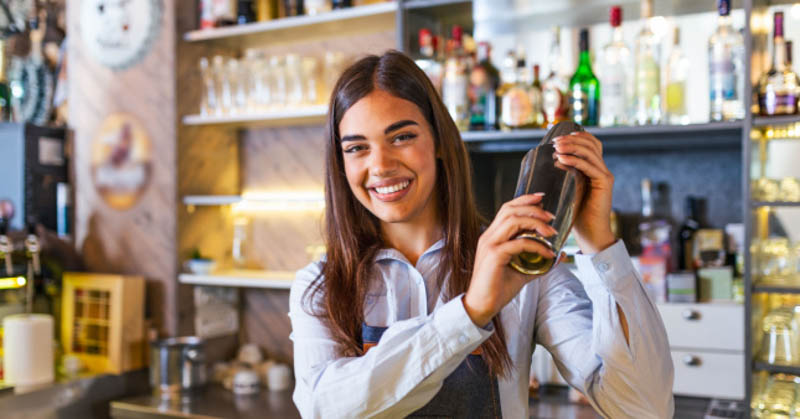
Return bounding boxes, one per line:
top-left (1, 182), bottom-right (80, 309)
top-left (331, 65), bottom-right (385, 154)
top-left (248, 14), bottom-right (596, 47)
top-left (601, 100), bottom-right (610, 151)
top-left (3, 314), bottom-right (55, 389)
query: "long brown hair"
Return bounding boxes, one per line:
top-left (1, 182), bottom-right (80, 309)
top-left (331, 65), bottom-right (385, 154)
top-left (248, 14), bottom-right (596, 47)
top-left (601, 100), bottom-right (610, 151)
top-left (304, 50), bottom-right (512, 377)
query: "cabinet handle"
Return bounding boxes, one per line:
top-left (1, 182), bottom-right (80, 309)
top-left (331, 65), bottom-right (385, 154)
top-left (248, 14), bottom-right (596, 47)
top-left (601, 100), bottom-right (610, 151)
top-left (682, 355), bottom-right (701, 367)
top-left (682, 309), bottom-right (700, 320)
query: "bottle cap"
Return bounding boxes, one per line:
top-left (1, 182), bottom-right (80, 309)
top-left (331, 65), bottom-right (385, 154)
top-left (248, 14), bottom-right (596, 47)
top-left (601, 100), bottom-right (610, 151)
top-left (579, 29), bottom-right (589, 52)
top-left (775, 12), bottom-right (785, 39)
top-left (451, 25), bottom-right (463, 44)
top-left (610, 6), bottom-right (622, 27)
top-left (717, 0), bottom-right (730, 16)
top-left (418, 28), bottom-right (432, 47)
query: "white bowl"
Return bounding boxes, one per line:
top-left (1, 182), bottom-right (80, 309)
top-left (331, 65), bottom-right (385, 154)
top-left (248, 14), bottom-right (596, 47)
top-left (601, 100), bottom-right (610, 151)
top-left (186, 259), bottom-right (217, 275)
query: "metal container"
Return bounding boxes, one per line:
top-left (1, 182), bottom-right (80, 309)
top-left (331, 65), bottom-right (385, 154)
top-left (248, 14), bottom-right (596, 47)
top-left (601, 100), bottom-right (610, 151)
top-left (149, 336), bottom-right (207, 398)
top-left (509, 121), bottom-right (587, 275)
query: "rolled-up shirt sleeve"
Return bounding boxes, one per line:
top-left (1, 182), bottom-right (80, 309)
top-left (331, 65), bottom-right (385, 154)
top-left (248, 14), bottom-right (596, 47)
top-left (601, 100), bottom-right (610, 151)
top-left (289, 262), bottom-right (493, 419)
top-left (533, 240), bottom-right (674, 419)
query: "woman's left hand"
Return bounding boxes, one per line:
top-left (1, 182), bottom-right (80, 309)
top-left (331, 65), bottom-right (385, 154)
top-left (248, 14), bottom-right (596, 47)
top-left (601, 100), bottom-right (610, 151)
top-left (552, 131), bottom-right (617, 254)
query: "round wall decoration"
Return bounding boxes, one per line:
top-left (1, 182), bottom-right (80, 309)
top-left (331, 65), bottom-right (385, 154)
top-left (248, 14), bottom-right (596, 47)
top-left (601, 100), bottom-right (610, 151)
top-left (80, 0), bottom-right (163, 70)
top-left (91, 113), bottom-right (153, 210)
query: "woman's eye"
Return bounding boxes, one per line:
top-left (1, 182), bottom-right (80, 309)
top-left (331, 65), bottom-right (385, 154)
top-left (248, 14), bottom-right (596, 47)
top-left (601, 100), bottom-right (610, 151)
top-left (343, 144), bottom-right (366, 154)
top-left (393, 133), bottom-right (417, 143)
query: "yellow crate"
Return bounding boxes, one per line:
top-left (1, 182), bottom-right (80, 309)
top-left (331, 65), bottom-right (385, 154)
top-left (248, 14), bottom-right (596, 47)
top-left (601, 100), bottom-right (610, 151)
top-left (61, 273), bottom-right (146, 374)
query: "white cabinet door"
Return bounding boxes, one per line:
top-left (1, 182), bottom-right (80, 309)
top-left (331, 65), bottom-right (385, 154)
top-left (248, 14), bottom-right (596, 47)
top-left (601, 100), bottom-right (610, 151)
top-left (658, 303), bottom-right (744, 351)
top-left (671, 350), bottom-right (745, 400)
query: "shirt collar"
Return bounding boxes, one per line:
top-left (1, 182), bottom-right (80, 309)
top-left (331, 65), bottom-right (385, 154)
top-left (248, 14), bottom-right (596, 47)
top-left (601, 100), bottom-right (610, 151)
top-left (375, 238), bottom-right (446, 265)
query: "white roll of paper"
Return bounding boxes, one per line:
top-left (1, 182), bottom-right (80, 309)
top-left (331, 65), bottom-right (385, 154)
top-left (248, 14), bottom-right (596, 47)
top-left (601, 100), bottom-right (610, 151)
top-left (3, 314), bottom-right (55, 390)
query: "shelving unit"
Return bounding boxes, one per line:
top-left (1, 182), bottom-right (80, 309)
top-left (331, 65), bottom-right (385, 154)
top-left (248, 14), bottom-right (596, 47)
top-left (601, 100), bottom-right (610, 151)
top-left (179, 270), bottom-right (294, 289)
top-left (750, 201), bottom-right (800, 208)
top-left (183, 195), bottom-right (242, 206)
top-left (182, 106), bottom-right (328, 127)
top-left (753, 285), bottom-right (800, 295)
top-left (753, 362), bottom-right (800, 376)
top-left (752, 115), bottom-right (800, 127)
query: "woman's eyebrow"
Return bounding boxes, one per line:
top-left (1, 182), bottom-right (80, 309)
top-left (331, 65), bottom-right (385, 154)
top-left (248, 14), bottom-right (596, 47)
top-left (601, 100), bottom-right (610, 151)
top-left (384, 120), bottom-right (419, 134)
top-left (340, 134), bottom-right (366, 143)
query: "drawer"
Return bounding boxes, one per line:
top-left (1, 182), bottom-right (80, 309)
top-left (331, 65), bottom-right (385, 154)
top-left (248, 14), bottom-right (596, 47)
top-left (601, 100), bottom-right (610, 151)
top-left (657, 303), bottom-right (744, 351)
top-left (671, 350), bottom-right (745, 399)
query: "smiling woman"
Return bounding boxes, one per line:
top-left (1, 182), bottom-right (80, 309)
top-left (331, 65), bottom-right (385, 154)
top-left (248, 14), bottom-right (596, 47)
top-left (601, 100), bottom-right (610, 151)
top-left (288, 51), bottom-right (674, 419)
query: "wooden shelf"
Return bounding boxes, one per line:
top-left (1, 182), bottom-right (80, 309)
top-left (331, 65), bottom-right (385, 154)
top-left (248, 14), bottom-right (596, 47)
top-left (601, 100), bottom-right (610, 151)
top-left (462, 121), bottom-right (744, 152)
top-left (752, 115), bottom-right (800, 127)
top-left (751, 201), bottom-right (800, 208)
top-left (183, 195), bottom-right (242, 206)
top-left (404, 0), bottom-right (471, 10)
top-left (183, 2), bottom-right (397, 46)
top-left (182, 106), bottom-right (328, 127)
top-left (179, 270), bottom-right (294, 289)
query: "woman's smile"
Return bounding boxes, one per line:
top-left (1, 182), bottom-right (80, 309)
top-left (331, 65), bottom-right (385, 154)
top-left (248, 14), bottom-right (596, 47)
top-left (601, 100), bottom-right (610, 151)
top-left (368, 178), bottom-right (413, 202)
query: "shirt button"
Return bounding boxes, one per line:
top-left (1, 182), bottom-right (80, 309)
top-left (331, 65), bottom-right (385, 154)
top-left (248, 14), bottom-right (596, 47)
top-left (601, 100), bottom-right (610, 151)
top-left (459, 335), bottom-right (468, 345)
top-left (598, 262), bottom-right (610, 273)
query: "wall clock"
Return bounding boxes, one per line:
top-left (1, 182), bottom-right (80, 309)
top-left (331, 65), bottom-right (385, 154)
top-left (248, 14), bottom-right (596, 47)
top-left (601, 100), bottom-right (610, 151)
top-left (79, 0), bottom-right (163, 70)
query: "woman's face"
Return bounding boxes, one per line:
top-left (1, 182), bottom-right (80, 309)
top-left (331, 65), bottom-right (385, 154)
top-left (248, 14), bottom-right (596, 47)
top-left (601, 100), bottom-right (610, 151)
top-left (338, 89), bottom-right (439, 227)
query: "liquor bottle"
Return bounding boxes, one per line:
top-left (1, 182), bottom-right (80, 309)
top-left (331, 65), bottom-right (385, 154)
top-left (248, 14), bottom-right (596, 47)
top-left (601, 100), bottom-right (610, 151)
top-left (678, 196), bottom-right (706, 271)
top-left (442, 26), bottom-right (470, 131)
top-left (569, 29), bottom-right (599, 126)
top-left (639, 178), bottom-right (673, 271)
top-left (254, 0), bottom-right (278, 21)
top-left (758, 11), bottom-right (800, 116)
top-left (709, 0), bottom-right (745, 121)
top-left (0, 39), bottom-right (10, 122)
top-left (542, 27), bottom-right (569, 127)
top-left (665, 27), bottom-right (690, 125)
top-left (331, 0), bottom-right (352, 9)
top-left (468, 42), bottom-right (500, 131)
top-left (530, 64), bottom-right (545, 127)
top-left (415, 28), bottom-right (443, 94)
top-left (237, 0), bottom-right (255, 23)
top-left (599, 5), bottom-right (631, 127)
top-left (634, 0), bottom-right (661, 125)
top-left (500, 53), bottom-right (536, 130)
top-left (282, 0), bottom-right (304, 16)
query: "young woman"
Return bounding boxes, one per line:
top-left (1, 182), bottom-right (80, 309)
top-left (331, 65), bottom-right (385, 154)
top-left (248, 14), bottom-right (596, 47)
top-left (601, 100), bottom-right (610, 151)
top-left (289, 51), bottom-right (673, 419)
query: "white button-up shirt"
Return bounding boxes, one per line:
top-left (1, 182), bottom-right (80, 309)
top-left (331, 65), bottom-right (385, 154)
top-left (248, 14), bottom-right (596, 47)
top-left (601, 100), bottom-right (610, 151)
top-left (289, 239), bottom-right (674, 418)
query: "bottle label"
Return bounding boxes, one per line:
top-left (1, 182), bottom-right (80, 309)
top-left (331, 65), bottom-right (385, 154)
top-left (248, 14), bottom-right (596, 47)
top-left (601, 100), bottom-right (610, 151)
top-left (710, 59), bottom-right (736, 100)
top-left (501, 86), bottom-right (533, 127)
top-left (759, 91), bottom-right (798, 115)
top-left (542, 83), bottom-right (566, 123)
top-left (468, 67), bottom-right (496, 127)
top-left (443, 74), bottom-right (469, 124)
top-left (636, 56), bottom-right (660, 108)
top-left (600, 76), bottom-right (626, 123)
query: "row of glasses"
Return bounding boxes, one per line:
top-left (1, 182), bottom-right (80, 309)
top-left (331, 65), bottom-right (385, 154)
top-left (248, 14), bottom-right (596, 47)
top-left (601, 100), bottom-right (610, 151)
top-left (753, 177), bottom-right (800, 202)
top-left (752, 237), bottom-right (800, 285)
top-left (198, 50), bottom-right (349, 117)
top-left (752, 373), bottom-right (800, 418)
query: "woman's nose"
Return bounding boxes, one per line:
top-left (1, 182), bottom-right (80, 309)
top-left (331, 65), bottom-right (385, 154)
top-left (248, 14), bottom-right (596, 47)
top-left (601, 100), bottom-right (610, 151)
top-left (368, 145), bottom-right (397, 176)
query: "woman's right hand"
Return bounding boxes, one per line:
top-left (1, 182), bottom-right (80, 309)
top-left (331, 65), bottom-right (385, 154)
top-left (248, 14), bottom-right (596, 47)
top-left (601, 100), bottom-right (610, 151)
top-left (463, 193), bottom-right (558, 328)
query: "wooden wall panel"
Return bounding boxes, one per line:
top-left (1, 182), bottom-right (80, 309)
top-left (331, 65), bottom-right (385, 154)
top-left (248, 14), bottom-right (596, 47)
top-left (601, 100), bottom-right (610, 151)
top-left (69, 0), bottom-right (178, 335)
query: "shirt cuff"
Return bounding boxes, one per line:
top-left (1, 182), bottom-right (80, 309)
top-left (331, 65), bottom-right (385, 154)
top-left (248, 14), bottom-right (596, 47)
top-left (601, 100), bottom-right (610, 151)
top-left (430, 294), bottom-right (494, 356)
top-left (573, 239), bottom-right (637, 292)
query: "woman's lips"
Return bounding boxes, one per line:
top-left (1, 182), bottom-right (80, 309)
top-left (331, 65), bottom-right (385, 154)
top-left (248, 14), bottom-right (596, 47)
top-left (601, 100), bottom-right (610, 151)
top-left (369, 179), bottom-right (412, 202)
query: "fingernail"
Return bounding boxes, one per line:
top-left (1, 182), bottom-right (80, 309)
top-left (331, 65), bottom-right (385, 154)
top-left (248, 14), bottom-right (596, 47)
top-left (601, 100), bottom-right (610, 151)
top-left (533, 192), bottom-right (545, 197)
top-left (553, 136), bottom-right (562, 142)
top-left (545, 211), bottom-right (555, 220)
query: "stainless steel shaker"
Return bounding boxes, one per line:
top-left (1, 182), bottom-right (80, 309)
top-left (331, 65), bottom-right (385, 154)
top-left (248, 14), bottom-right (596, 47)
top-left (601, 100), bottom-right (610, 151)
top-left (508, 121), bottom-right (587, 275)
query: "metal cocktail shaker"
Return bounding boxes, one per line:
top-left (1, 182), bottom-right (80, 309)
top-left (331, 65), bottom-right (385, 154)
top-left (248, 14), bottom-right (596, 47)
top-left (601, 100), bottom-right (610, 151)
top-left (508, 121), bottom-right (587, 275)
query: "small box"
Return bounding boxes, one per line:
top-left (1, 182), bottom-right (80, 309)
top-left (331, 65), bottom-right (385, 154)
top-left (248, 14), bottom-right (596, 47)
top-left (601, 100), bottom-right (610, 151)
top-left (62, 273), bottom-right (146, 374)
top-left (698, 266), bottom-right (734, 302)
top-left (635, 256), bottom-right (667, 303)
top-left (667, 272), bottom-right (696, 303)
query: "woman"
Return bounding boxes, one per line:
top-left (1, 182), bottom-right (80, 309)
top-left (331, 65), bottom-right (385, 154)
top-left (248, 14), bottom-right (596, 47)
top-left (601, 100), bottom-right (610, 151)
top-left (289, 51), bottom-right (673, 419)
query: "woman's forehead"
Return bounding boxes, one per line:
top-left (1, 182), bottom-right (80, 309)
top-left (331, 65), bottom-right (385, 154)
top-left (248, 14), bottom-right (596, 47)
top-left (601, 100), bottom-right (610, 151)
top-left (339, 90), bottom-right (427, 135)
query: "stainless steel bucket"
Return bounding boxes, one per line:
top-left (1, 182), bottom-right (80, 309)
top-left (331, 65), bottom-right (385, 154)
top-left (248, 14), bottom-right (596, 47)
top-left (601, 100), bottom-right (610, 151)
top-left (149, 336), bottom-right (207, 398)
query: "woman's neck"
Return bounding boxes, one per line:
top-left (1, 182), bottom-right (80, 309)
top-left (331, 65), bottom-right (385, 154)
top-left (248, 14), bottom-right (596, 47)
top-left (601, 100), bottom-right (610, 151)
top-left (380, 200), bottom-right (442, 266)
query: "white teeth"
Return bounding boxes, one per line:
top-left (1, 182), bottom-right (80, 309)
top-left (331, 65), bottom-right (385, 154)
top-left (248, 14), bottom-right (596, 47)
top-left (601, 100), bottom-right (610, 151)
top-left (375, 181), bottom-right (410, 195)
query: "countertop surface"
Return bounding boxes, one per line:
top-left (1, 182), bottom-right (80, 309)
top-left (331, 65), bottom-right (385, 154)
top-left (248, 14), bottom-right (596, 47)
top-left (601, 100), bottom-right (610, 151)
top-left (111, 384), bottom-right (724, 419)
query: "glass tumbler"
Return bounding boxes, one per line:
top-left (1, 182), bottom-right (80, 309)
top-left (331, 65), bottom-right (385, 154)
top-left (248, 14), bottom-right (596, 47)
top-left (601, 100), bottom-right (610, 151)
top-left (199, 57), bottom-right (217, 116)
top-left (269, 56), bottom-right (287, 108)
top-left (285, 54), bottom-right (304, 106)
top-left (508, 121), bottom-right (587, 275)
top-left (780, 177), bottom-right (800, 202)
top-left (760, 307), bottom-right (797, 365)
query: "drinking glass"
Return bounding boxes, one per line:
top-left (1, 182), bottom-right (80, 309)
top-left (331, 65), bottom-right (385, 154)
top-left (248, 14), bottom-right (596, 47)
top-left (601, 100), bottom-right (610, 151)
top-left (780, 177), bottom-right (800, 202)
top-left (213, 56), bottom-right (233, 114)
top-left (227, 59), bottom-right (247, 115)
top-left (301, 56), bottom-right (320, 105)
top-left (760, 307), bottom-right (797, 365)
top-left (243, 49), bottom-right (265, 114)
top-left (285, 54), bottom-right (304, 106)
top-left (323, 51), bottom-right (346, 97)
top-left (754, 177), bottom-right (781, 201)
top-left (269, 56), bottom-right (287, 108)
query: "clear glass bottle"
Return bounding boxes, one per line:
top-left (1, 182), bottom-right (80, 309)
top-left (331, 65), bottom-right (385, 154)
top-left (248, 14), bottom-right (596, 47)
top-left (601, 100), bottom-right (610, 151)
top-left (500, 54), bottom-right (536, 130)
top-left (530, 64), bottom-right (545, 128)
top-left (569, 29), bottom-right (599, 127)
top-left (634, 0), bottom-right (662, 125)
top-left (542, 27), bottom-right (569, 127)
top-left (708, 0), bottom-right (745, 121)
top-left (442, 26), bottom-right (470, 131)
top-left (758, 11), bottom-right (800, 116)
top-left (665, 28), bottom-right (690, 125)
top-left (415, 28), bottom-right (443, 94)
top-left (269, 55), bottom-right (287, 108)
top-left (199, 57), bottom-right (218, 116)
top-left (214, 55), bottom-right (233, 114)
top-left (599, 5), bottom-right (631, 127)
top-left (468, 41), bottom-right (500, 131)
top-left (285, 53), bottom-right (304, 106)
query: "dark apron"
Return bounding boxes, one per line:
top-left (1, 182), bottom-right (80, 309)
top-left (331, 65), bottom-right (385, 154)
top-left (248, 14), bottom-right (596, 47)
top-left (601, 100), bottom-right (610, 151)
top-left (362, 324), bottom-right (502, 419)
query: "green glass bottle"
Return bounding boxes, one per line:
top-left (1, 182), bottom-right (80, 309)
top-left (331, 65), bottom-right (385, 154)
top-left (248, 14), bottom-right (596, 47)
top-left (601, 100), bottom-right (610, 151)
top-left (0, 39), bottom-right (11, 122)
top-left (569, 29), bottom-right (600, 126)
